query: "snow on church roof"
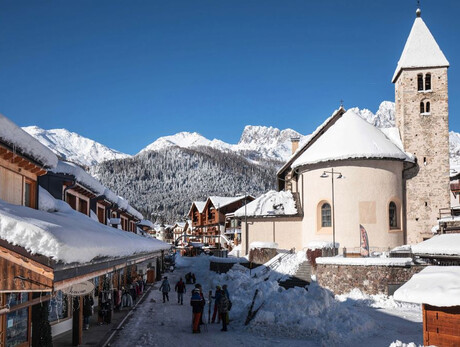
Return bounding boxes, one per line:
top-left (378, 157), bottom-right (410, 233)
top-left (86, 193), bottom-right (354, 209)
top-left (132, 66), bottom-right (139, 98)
top-left (291, 109), bottom-right (412, 169)
top-left (392, 13), bottom-right (449, 82)
top-left (394, 266), bottom-right (460, 307)
top-left (0, 113), bottom-right (58, 169)
top-left (0, 188), bottom-right (169, 264)
top-left (234, 190), bottom-right (297, 217)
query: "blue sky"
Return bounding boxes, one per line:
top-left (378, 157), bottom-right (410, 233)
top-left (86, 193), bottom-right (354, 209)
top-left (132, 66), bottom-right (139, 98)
top-left (1, 0), bottom-right (459, 155)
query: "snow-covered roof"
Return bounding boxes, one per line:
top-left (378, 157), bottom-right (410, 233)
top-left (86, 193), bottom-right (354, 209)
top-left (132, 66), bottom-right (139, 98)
top-left (411, 234), bottom-right (460, 257)
top-left (394, 266), bottom-right (460, 307)
top-left (51, 161), bottom-right (143, 220)
top-left (292, 110), bottom-right (413, 169)
top-left (0, 188), bottom-right (169, 264)
top-left (234, 190), bottom-right (297, 217)
top-left (316, 257), bottom-right (413, 267)
top-left (392, 14), bottom-right (449, 83)
top-left (138, 219), bottom-right (155, 228)
top-left (307, 240), bottom-right (340, 250)
top-left (0, 114), bottom-right (58, 169)
top-left (208, 196), bottom-right (245, 209)
top-left (188, 201), bottom-right (206, 216)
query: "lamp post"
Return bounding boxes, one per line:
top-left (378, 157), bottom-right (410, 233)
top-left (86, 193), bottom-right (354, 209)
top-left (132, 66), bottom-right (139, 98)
top-left (320, 168), bottom-right (343, 255)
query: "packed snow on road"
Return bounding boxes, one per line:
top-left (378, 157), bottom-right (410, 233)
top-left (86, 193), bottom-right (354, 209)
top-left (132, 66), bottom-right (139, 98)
top-left (110, 253), bottom-right (422, 347)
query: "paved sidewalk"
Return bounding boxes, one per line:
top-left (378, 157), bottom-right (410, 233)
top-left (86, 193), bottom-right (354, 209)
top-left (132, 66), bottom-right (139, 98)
top-left (53, 284), bottom-right (156, 347)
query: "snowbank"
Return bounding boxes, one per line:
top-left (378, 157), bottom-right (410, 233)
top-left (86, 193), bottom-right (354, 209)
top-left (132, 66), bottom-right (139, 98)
top-left (235, 190), bottom-right (297, 217)
top-left (394, 266), bottom-right (460, 307)
top-left (306, 240), bottom-right (339, 250)
top-left (0, 189), bottom-right (170, 264)
top-left (0, 113), bottom-right (58, 168)
top-left (316, 257), bottom-right (413, 267)
top-left (250, 241), bottom-right (278, 249)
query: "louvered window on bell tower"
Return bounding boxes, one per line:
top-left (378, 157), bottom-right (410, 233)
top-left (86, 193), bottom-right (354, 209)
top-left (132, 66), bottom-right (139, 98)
top-left (425, 73), bottom-right (431, 90)
top-left (426, 101), bottom-right (430, 113)
top-left (417, 74), bottom-right (424, 91)
top-left (420, 102), bottom-right (425, 114)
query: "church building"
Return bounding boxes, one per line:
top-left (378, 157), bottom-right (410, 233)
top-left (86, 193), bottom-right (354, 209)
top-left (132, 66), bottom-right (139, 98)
top-left (238, 8), bottom-right (450, 254)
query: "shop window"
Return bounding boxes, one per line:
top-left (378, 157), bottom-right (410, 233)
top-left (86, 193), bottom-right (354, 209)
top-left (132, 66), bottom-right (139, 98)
top-left (417, 74), bottom-right (423, 91)
top-left (5, 293), bottom-right (30, 346)
top-left (321, 203), bottom-right (332, 227)
top-left (48, 291), bottom-right (70, 323)
top-left (389, 202), bottom-right (397, 229)
top-left (425, 73), bottom-right (431, 90)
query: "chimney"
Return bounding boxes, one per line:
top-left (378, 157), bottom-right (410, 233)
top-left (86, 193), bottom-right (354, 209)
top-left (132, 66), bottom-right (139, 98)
top-left (291, 137), bottom-right (300, 154)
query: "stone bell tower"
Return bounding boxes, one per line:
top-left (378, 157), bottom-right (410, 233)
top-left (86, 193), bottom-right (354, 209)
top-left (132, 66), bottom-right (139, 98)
top-left (393, 8), bottom-right (450, 244)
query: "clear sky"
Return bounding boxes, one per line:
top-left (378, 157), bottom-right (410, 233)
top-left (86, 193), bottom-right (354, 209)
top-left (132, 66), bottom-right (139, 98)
top-left (1, 0), bottom-right (459, 155)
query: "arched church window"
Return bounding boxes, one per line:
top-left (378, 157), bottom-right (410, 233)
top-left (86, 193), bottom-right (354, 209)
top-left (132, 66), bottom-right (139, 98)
top-left (321, 203), bottom-right (331, 227)
top-left (426, 101), bottom-right (430, 113)
top-left (425, 73), bottom-right (431, 90)
top-left (417, 74), bottom-right (424, 91)
top-left (420, 102), bottom-right (425, 114)
top-left (389, 202), bottom-right (397, 229)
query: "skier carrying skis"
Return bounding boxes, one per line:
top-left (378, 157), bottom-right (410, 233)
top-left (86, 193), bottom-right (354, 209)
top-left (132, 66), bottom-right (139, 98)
top-left (190, 288), bottom-right (205, 333)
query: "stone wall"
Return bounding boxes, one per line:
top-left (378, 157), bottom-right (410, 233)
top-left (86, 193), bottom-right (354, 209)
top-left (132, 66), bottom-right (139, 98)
top-left (249, 248), bottom-right (278, 266)
top-left (316, 263), bottom-right (425, 295)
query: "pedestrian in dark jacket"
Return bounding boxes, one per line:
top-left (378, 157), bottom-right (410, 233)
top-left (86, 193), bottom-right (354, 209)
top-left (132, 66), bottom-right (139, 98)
top-left (159, 277), bottom-right (171, 303)
top-left (83, 294), bottom-right (94, 330)
top-left (175, 278), bottom-right (186, 305)
top-left (218, 292), bottom-right (230, 331)
top-left (211, 286), bottom-right (222, 323)
top-left (190, 289), bottom-right (205, 333)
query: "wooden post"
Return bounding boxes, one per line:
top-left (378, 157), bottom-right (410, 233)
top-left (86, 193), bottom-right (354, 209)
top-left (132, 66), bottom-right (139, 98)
top-left (72, 296), bottom-right (83, 346)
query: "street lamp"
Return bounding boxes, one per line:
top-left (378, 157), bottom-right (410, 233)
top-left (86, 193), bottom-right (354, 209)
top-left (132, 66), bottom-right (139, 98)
top-left (320, 168), bottom-right (343, 255)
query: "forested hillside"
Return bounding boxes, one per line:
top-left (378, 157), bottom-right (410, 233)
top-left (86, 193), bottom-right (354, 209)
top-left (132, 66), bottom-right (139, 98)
top-left (92, 146), bottom-right (280, 222)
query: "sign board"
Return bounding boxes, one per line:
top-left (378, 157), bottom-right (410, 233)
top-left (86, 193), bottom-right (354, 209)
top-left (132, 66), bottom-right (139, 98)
top-left (61, 281), bottom-right (94, 296)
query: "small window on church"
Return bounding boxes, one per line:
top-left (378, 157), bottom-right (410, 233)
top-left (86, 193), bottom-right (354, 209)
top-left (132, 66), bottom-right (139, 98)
top-left (420, 102), bottom-right (425, 114)
top-left (321, 203), bottom-right (331, 227)
top-left (426, 101), bottom-right (430, 113)
top-left (425, 73), bottom-right (431, 90)
top-left (417, 74), bottom-right (423, 91)
top-left (389, 202), bottom-right (397, 229)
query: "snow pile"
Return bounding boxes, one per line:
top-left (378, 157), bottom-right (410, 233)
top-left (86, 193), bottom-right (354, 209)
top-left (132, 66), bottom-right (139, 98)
top-left (0, 113), bottom-right (58, 168)
top-left (307, 240), bottom-right (339, 250)
top-left (250, 241), bottom-right (278, 249)
top-left (411, 233), bottom-right (460, 256)
top-left (0, 189), bottom-right (170, 264)
top-left (234, 190), bottom-right (297, 217)
top-left (336, 288), bottom-right (420, 311)
top-left (394, 266), bottom-right (460, 307)
top-left (174, 252), bottom-right (382, 344)
top-left (316, 256), bottom-right (413, 267)
top-left (389, 341), bottom-right (418, 347)
top-left (292, 109), bottom-right (412, 168)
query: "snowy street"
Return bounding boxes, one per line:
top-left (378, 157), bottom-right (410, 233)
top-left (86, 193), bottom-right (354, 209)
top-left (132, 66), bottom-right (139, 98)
top-left (109, 255), bottom-right (423, 347)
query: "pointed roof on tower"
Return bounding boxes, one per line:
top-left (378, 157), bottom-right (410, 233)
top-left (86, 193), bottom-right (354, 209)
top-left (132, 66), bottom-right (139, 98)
top-left (392, 9), bottom-right (449, 83)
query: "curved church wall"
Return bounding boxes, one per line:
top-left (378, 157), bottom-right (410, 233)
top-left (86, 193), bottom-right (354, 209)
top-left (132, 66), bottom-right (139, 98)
top-left (299, 159), bottom-right (405, 252)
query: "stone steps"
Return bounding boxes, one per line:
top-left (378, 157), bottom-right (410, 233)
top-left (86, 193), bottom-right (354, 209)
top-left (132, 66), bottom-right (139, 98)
top-left (278, 261), bottom-right (312, 290)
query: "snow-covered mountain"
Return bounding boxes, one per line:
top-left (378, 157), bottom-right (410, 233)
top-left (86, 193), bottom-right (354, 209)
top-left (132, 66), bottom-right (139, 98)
top-left (22, 126), bottom-right (130, 167)
top-left (349, 101), bottom-right (396, 128)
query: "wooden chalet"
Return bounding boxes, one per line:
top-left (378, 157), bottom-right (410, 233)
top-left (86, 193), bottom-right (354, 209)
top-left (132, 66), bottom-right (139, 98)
top-left (188, 196), bottom-right (253, 248)
top-left (0, 114), bottom-right (169, 346)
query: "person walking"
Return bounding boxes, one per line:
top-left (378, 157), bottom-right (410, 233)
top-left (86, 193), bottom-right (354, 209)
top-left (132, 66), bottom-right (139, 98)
top-left (218, 291), bottom-right (230, 332)
top-left (83, 294), bottom-right (94, 330)
top-left (175, 277), bottom-right (186, 305)
top-left (190, 288), bottom-right (205, 333)
top-left (159, 276), bottom-right (171, 303)
top-left (211, 286), bottom-right (222, 323)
